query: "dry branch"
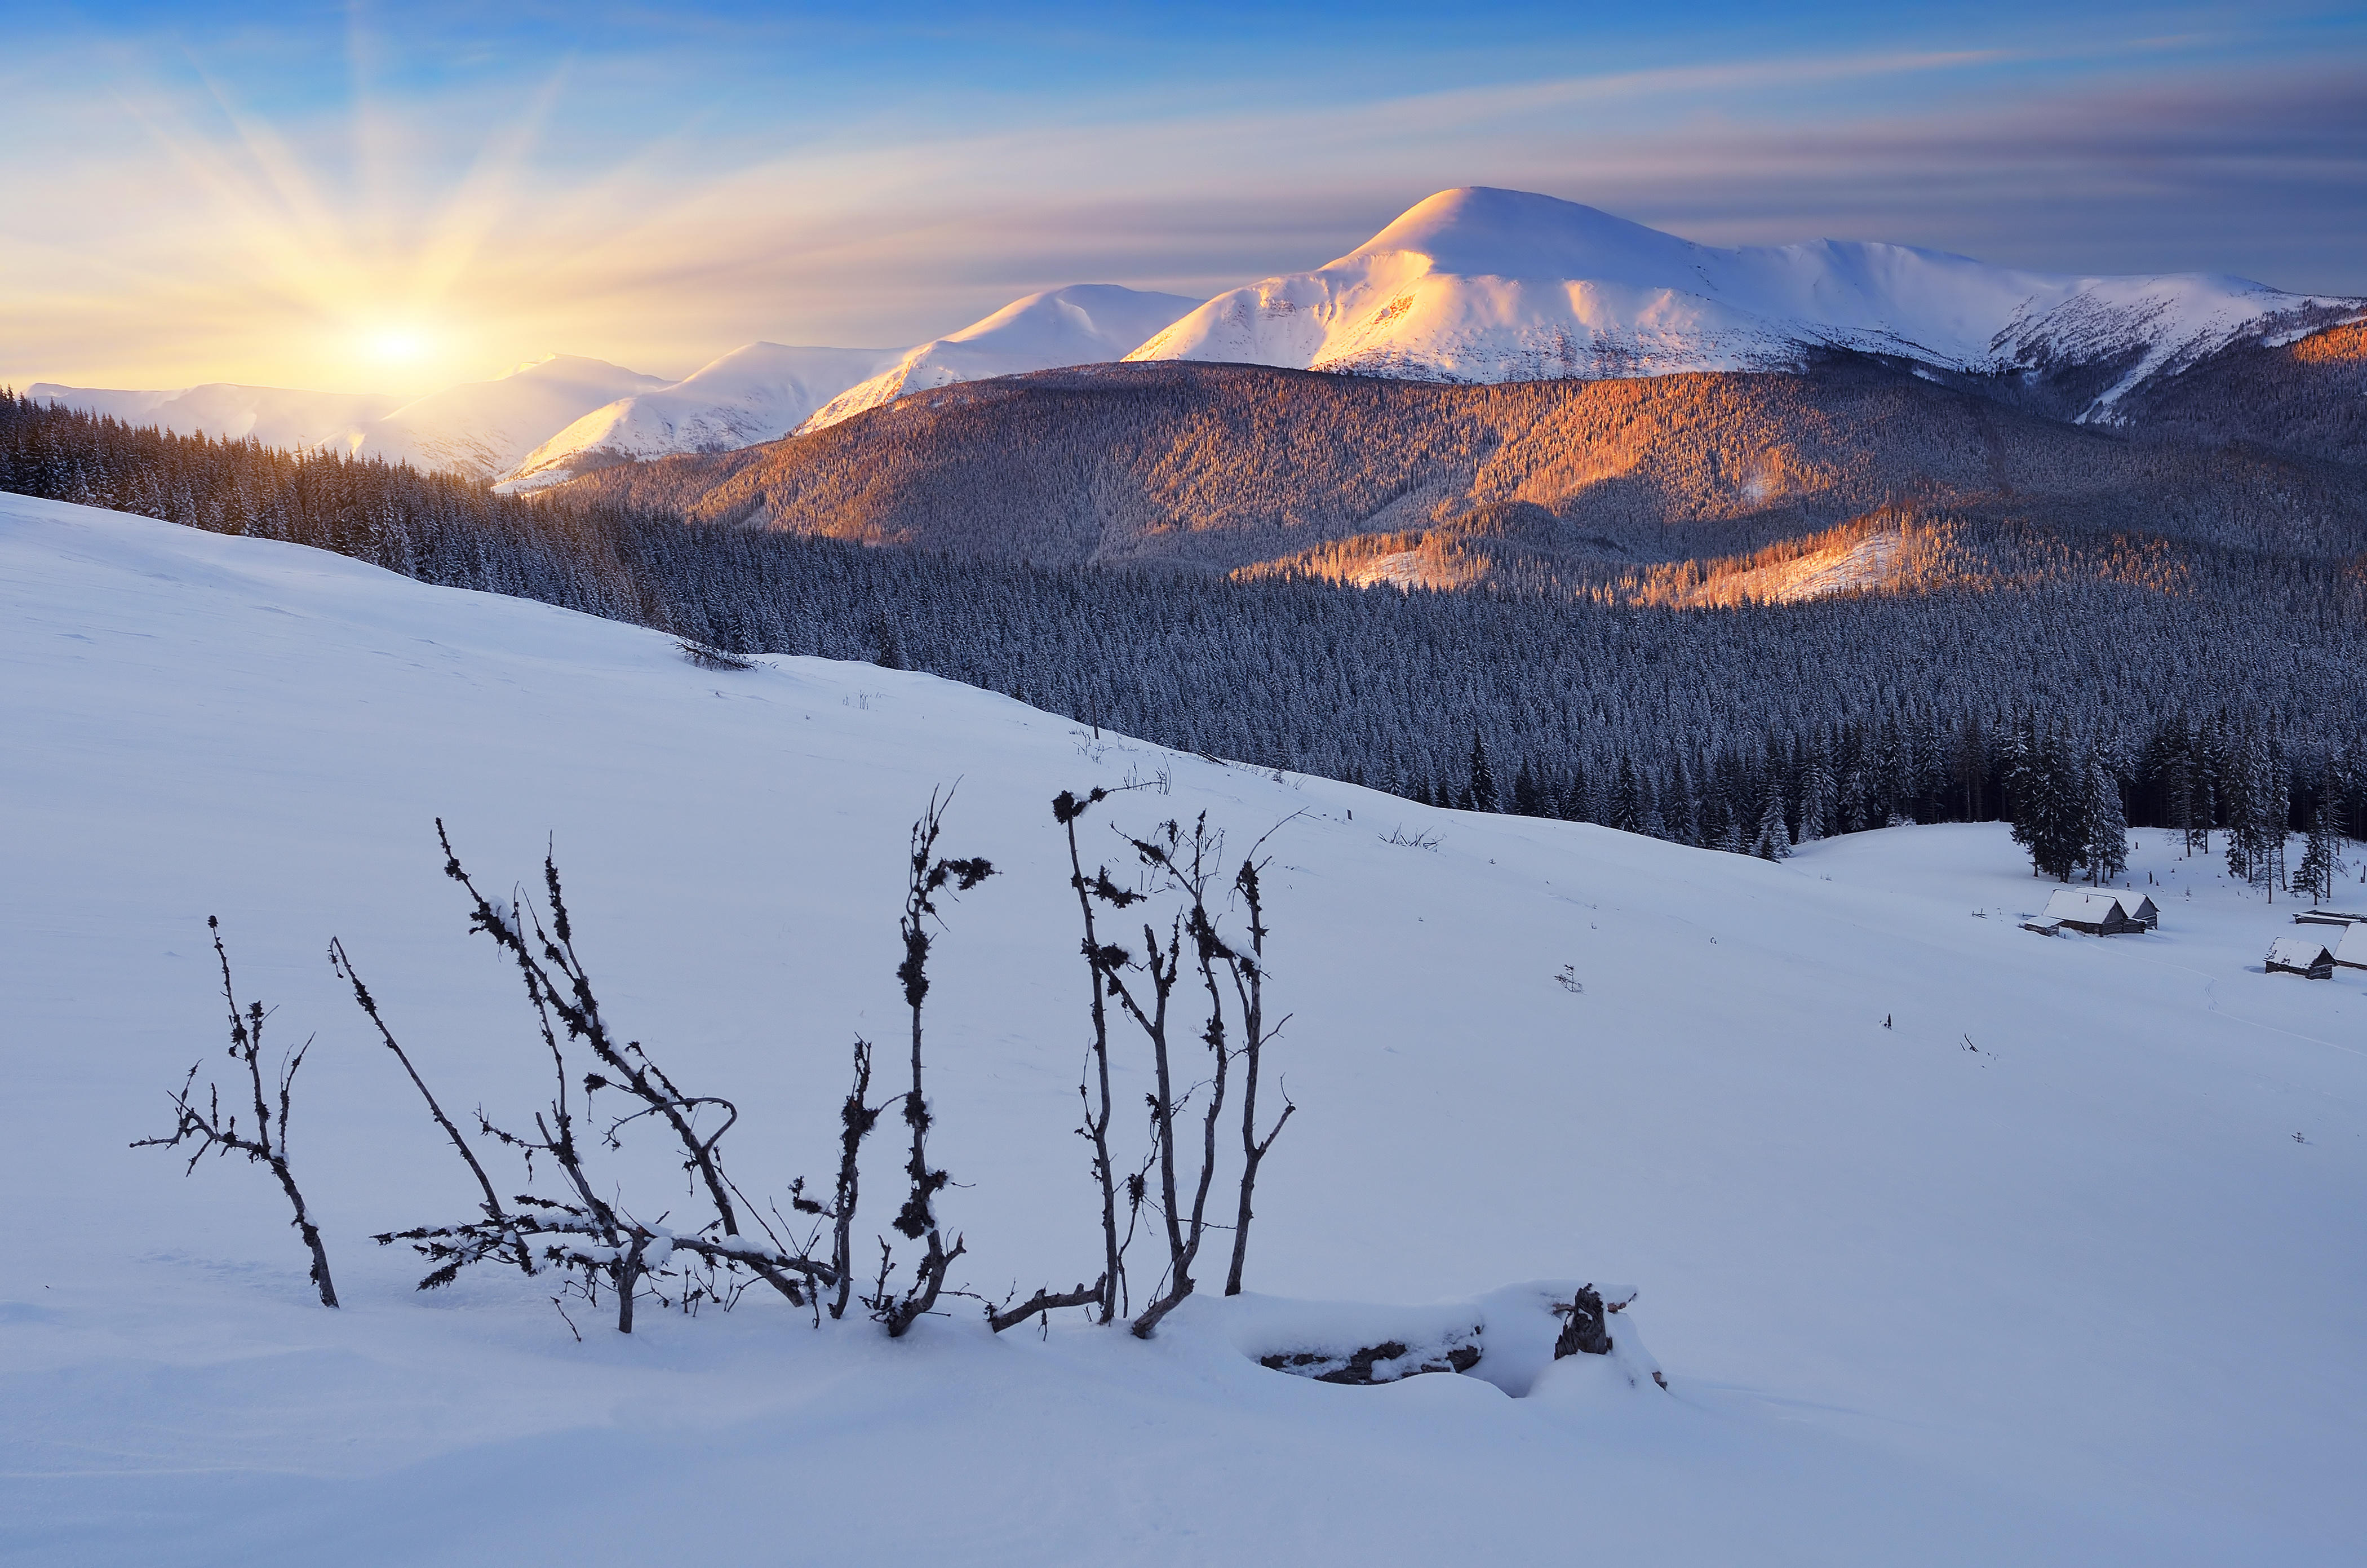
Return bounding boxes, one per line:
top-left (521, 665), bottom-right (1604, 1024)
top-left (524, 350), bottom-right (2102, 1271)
top-left (134, 918), bottom-right (338, 1308)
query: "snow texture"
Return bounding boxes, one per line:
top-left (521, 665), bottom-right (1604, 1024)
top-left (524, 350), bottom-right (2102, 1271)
top-left (3, 492), bottom-right (2365, 1565)
top-left (1128, 187), bottom-right (2362, 419)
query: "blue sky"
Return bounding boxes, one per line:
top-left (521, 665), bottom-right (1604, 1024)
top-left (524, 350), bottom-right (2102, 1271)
top-left (6, 2), bottom-right (2362, 392)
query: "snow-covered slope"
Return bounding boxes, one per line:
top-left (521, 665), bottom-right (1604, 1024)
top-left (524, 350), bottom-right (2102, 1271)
top-left (25, 381), bottom-right (400, 453)
top-left (799, 284), bottom-right (1202, 433)
top-left (497, 342), bottom-right (897, 493)
top-left (350, 355), bottom-right (669, 481)
top-left (1128, 188), bottom-right (2361, 417)
top-left (500, 288), bottom-right (1201, 490)
top-left (5, 494), bottom-right (2365, 1564)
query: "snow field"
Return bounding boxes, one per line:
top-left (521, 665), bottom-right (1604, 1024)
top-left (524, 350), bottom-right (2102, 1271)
top-left (1, 492), bottom-right (2362, 1564)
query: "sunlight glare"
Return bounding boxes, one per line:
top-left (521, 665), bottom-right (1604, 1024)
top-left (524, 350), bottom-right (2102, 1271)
top-left (369, 327), bottom-right (428, 364)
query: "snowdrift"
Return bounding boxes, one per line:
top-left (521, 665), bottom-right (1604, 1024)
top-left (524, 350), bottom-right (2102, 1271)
top-left (3, 492), bottom-right (2364, 1565)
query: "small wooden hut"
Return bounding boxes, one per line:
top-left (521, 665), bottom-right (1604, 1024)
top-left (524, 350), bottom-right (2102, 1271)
top-left (2265, 935), bottom-right (2337, 980)
top-left (2040, 888), bottom-right (2145, 936)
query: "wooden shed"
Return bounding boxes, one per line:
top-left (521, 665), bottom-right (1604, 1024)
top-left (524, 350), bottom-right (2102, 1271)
top-left (2040, 888), bottom-right (2145, 936)
top-left (2113, 891), bottom-right (2160, 929)
top-left (2265, 935), bottom-right (2337, 980)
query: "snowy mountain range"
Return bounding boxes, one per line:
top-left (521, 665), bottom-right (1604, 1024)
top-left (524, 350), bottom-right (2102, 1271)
top-left (1127, 188), bottom-right (2362, 419)
top-left (31, 285), bottom-right (1204, 493)
top-left (30, 356), bottom-right (671, 484)
top-left (500, 285), bottom-right (1202, 491)
top-left (351, 355), bottom-right (670, 480)
top-left (20, 380), bottom-right (400, 454)
top-left (28, 189), bottom-right (2361, 488)
top-left (498, 343), bottom-right (903, 491)
top-left (794, 285), bottom-right (1204, 435)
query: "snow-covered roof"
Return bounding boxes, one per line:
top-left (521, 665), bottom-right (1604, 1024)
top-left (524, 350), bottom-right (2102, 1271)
top-left (2266, 935), bottom-right (2334, 967)
top-left (2335, 923), bottom-right (2367, 965)
top-left (2042, 888), bottom-right (2126, 922)
top-left (2111, 890), bottom-right (2158, 915)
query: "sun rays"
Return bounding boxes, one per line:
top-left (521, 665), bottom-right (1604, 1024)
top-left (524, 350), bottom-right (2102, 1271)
top-left (3, 7), bottom-right (2361, 396)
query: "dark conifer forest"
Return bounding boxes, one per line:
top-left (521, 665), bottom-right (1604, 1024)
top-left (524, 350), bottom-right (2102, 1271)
top-left (6, 387), bottom-right (2362, 884)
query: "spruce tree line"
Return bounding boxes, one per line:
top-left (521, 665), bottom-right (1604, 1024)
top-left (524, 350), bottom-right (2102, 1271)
top-left (7, 389), bottom-right (2364, 884)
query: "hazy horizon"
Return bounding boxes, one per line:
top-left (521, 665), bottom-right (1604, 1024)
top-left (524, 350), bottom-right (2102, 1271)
top-left (7, 1), bottom-right (2363, 397)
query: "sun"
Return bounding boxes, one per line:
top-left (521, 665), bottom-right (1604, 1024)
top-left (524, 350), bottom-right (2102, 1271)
top-left (367, 328), bottom-right (427, 364)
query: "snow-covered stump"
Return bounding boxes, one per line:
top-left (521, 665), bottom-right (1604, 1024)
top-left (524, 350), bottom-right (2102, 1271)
top-left (1259, 1335), bottom-right (1484, 1385)
top-left (1230, 1282), bottom-right (1666, 1396)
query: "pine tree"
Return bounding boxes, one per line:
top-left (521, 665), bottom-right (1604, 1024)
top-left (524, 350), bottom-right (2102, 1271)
top-left (1608, 755), bottom-right (1643, 835)
top-left (1510, 758), bottom-right (1548, 817)
top-left (1466, 730), bottom-right (1498, 813)
top-left (1797, 740), bottom-right (1833, 844)
top-left (2010, 719), bottom-right (2090, 881)
top-left (2085, 747), bottom-right (2129, 885)
top-left (1752, 787), bottom-right (1792, 861)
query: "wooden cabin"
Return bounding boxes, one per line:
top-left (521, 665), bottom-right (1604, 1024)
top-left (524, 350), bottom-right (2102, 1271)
top-left (2040, 888), bottom-right (2146, 936)
top-left (2113, 891), bottom-right (2160, 930)
top-left (2265, 935), bottom-right (2337, 980)
top-left (2334, 923), bottom-right (2367, 972)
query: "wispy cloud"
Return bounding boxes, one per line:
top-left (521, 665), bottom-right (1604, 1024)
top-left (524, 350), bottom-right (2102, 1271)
top-left (2, 14), bottom-right (2360, 394)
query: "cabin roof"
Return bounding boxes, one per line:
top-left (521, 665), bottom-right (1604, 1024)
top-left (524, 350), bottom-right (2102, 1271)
top-left (2266, 935), bottom-right (2335, 966)
top-left (2334, 923), bottom-right (2367, 963)
top-left (2042, 888), bottom-right (2126, 921)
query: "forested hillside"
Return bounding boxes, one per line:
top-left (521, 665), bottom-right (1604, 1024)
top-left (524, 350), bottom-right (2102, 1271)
top-left (5, 388), bottom-right (2362, 883)
top-left (556, 353), bottom-right (2367, 579)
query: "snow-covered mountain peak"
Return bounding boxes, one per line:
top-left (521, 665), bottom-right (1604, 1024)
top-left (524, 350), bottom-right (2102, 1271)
top-left (797, 284), bottom-right (1203, 435)
top-left (502, 286), bottom-right (1203, 489)
top-left (353, 355), bottom-right (668, 481)
top-left (1341, 186), bottom-right (1713, 283)
top-left (1128, 187), bottom-right (2360, 413)
top-left (498, 342), bottom-right (899, 492)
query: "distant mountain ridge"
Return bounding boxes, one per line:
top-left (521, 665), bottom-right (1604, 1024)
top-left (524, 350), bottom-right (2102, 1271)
top-left (354, 355), bottom-right (670, 480)
top-left (556, 334), bottom-right (2367, 588)
top-left (29, 188), bottom-right (2362, 495)
top-left (796, 285), bottom-right (1204, 434)
top-left (1127, 188), bottom-right (2362, 420)
top-left (499, 343), bottom-right (902, 491)
top-left (21, 382), bottom-right (400, 454)
top-left (31, 286), bottom-right (1205, 491)
top-left (501, 284), bottom-right (1203, 491)
top-left (31, 355), bottom-right (669, 484)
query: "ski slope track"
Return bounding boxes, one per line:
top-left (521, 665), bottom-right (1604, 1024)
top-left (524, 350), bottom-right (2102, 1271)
top-left (1128, 188), bottom-right (2364, 419)
top-left (2, 493), bottom-right (2362, 1565)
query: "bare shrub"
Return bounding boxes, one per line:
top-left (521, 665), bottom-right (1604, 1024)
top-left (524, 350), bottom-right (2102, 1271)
top-left (134, 918), bottom-right (338, 1308)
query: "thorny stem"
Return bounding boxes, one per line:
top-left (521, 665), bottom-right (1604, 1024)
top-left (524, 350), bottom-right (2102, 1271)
top-left (1055, 786), bottom-right (1128, 1323)
top-left (329, 936), bottom-right (530, 1275)
top-left (132, 918), bottom-right (338, 1308)
top-left (1225, 854), bottom-right (1295, 1296)
top-left (882, 787), bottom-right (993, 1337)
